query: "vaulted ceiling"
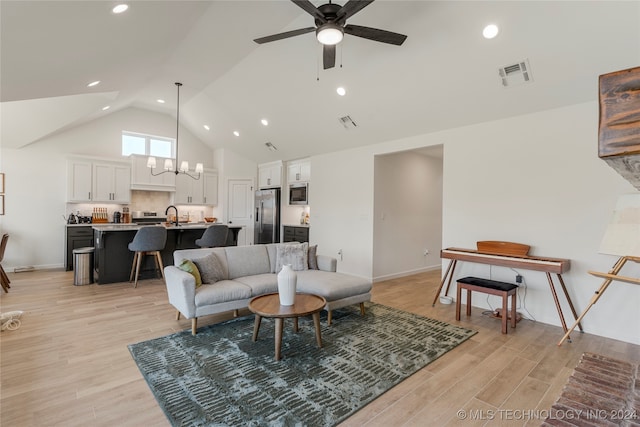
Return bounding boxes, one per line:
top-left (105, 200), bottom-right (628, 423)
top-left (1, 1), bottom-right (638, 163)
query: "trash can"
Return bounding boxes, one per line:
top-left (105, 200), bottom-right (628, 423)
top-left (73, 247), bottom-right (94, 285)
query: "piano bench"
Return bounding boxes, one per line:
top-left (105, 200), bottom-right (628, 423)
top-left (455, 277), bottom-right (518, 334)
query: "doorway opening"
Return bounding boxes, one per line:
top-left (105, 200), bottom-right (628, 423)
top-left (372, 145), bottom-right (443, 281)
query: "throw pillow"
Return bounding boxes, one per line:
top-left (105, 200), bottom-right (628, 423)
top-left (193, 252), bottom-right (226, 284)
top-left (276, 242), bottom-right (309, 272)
top-left (178, 259), bottom-right (202, 288)
top-left (308, 244), bottom-right (318, 270)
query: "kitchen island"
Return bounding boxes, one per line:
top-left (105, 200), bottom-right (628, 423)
top-left (92, 223), bottom-right (243, 284)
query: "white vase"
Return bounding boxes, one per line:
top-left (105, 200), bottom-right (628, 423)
top-left (277, 264), bottom-right (297, 306)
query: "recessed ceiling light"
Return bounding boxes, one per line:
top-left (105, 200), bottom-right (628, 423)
top-left (203, 125), bottom-right (210, 131)
top-left (336, 87), bottom-right (346, 96)
top-left (233, 131), bottom-right (240, 137)
top-left (261, 119), bottom-right (269, 126)
top-left (157, 99), bottom-right (165, 104)
top-left (483, 24), bottom-right (499, 39)
top-left (112, 4), bottom-right (129, 14)
top-left (102, 105), bottom-right (110, 111)
top-left (87, 80), bottom-right (101, 87)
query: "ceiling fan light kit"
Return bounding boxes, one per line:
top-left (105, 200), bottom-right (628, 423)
top-left (316, 23), bottom-right (344, 45)
top-left (254, 0), bottom-right (407, 70)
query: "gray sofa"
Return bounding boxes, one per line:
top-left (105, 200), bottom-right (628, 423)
top-left (164, 243), bottom-right (372, 335)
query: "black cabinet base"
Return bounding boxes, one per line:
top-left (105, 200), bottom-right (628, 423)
top-left (93, 227), bottom-right (215, 284)
top-left (283, 226), bottom-right (309, 243)
top-left (66, 226), bottom-right (94, 271)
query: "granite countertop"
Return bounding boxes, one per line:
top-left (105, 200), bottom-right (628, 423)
top-left (283, 224), bottom-right (310, 228)
top-left (91, 223), bottom-right (243, 232)
top-left (67, 222), bottom-right (146, 227)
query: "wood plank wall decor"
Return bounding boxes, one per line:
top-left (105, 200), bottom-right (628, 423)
top-left (598, 66), bottom-right (640, 190)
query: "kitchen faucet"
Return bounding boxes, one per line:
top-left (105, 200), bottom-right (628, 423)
top-left (165, 205), bottom-right (178, 226)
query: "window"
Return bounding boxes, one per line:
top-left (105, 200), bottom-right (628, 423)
top-left (122, 131), bottom-right (174, 158)
top-left (150, 138), bottom-right (172, 158)
top-left (122, 134), bottom-right (145, 156)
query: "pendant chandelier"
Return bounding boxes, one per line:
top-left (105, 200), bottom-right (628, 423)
top-left (147, 82), bottom-right (203, 180)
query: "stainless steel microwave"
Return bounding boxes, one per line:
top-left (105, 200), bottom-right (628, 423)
top-left (289, 183), bottom-right (309, 205)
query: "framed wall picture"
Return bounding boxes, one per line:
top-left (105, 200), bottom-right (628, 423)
top-left (0, 173), bottom-right (4, 193)
top-left (0, 195), bottom-right (4, 215)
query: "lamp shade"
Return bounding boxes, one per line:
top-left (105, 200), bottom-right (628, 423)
top-left (147, 157), bottom-right (156, 168)
top-left (180, 161), bottom-right (189, 172)
top-left (195, 163), bottom-right (204, 174)
top-left (163, 158), bottom-right (173, 171)
top-left (599, 193), bottom-right (640, 257)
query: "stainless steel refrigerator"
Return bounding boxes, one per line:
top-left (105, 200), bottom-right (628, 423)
top-left (254, 188), bottom-right (280, 244)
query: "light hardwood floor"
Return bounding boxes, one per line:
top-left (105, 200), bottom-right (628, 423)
top-left (1, 269), bottom-right (638, 426)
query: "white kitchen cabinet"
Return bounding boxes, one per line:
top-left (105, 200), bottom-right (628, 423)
top-left (130, 154), bottom-right (176, 191)
top-left (67, 158), bottom-right (130, 203)
top-left (174, 169), bottom-right (218, 205)
top-left (258, 161), bottom-right (283, 189)
top-left (203, 171), bottom-right (218, 205)
top-left (92, 162), bottom-right (131, 203)
top-left (287, 159), bottom-right (310, 183)
top-left (175, 173), bottom-right (204, 205)
top-left (67, 160), bottom-right (93, 202)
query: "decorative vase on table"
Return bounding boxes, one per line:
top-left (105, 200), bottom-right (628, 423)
top-left (277, 264), bottom-right (297, 306)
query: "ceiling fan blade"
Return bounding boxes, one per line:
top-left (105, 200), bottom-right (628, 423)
top-left (323, 44), bottom-right (336, 70)
top-left (253, 27), bottom-right (315, 44)
top-left (336, 0), bottom-right (374, 21)
top-left (344, 24), bottom-right (407, 45)
top-left (291, 0), bottom-right (326, 23)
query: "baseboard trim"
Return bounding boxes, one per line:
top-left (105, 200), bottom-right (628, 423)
top-left (8, 263), bottom-right (64, 273)
top-left (373, 265), bottom-right (440, 283)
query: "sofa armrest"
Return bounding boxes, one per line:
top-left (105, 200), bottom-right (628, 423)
top-left (316, 255), bottom-right (337, 272)
top-left (164, 266), bottom-right (197, 318)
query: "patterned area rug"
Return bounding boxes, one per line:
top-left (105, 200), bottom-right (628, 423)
top-left (543, 352), bottom-right (639, 426)
top-left (129, 303), bottom-right (476, 426)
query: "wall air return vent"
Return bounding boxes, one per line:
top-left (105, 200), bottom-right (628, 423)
top-left (498, 59), bottom-right (533, 87)
top-left (339, 115), bottom-right (357, 130)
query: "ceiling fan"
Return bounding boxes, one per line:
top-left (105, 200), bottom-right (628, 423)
top-left (254, 0), bottom-right (407, 70)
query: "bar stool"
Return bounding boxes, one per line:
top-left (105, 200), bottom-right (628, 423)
top-left (195, 225), bottom-right (229, 248)
top-left (128, 226), bottom-right (167, 288)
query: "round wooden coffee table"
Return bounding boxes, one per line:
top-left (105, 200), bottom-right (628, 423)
top-left (248, 293), bottom-right (326, 361)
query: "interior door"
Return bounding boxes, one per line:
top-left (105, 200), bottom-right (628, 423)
top-left (227, 178), bottom-right (254, 246)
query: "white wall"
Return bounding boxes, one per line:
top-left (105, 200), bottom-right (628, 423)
top-left (1, 107), bottom-right (214, 270)
top-left (442, 102), bottom-right (639, 344)
top-left (373, 150), bottom-right (443, 281)
top-left (311, 151), bottom-right (375, 279)
top-left (311, 101), bottom-right (639, 344)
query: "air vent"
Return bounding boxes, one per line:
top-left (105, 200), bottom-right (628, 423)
top-left (498, 59), bottom-right (533, 87)
top-left (339, 115), bottom-right (357, 130)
